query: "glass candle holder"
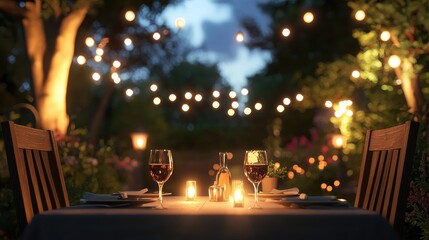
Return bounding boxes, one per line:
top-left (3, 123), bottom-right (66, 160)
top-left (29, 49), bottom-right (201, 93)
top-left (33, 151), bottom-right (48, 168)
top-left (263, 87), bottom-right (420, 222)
top-left (232, 180), bottom-right (244, 207)
top-left (186, 180), bottom-right (197, 201)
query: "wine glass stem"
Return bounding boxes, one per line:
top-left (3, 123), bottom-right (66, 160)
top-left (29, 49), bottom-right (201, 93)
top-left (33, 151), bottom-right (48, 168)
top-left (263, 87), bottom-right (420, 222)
top-left (158, 182), bottom-right (164, 205)
top-left (253, 182), bottom-right (260, 204)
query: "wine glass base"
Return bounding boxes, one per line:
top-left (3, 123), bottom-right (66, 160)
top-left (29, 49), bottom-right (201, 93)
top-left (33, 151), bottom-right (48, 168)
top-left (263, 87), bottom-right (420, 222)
top-left (248, 202), bottom-right (262, 209)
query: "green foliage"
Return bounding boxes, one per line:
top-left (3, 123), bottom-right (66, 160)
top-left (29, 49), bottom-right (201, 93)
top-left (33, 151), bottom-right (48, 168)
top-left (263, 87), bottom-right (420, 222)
top-left (266, 161), bottom-right (287, 179)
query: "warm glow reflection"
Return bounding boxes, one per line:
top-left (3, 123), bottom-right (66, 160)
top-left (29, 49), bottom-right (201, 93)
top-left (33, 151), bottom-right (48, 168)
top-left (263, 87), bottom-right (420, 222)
top-left (355, 10), bottom-right (366, 21)
top-left (175, 17), bottom-right (186, 29)
top-left (254, 102), bottom-right (262, 110)
top-left (125, 10), bottom-right (136, 22)
top-left (388, 55), bottom-right (401, 68)
top-left (303, 12), bottom-right (314, 23)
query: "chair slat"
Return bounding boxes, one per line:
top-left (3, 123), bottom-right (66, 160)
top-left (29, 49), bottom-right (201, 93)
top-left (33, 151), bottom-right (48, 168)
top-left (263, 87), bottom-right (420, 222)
top-left (354, 121), bottom-right (419, 235)
top-left (1, 121), bottom-right (70, 235)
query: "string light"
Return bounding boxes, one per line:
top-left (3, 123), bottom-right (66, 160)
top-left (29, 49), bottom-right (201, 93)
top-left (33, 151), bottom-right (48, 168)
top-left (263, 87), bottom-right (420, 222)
top-left (325, 100), bottom-right (333, 108)
top-left (185, 92), bottom-right (192, 100)
top-left (92, 72), bottom-right (101, 81)
top-left (125, 89), bottom-right (134, 97)
top-left (388, 55), bottom-right (401, 68)
top-left (96, 48), bottom-right (104, 56)
top-left (235, 32), bottom-right (244, 42)
top-left (229, 91), bottom-right (237, 98)
top-left (76, 56), bottom-right (86, 65)
top-left (169, 94), bottom-right (177, 102)
top-left (153, 97), bottom-right (161, 105)
top-left (125, 10), bottom-right (136, 22)
top-left (212, 101), bottom-right (220, 109)
top-left (175, 17), bottom-right (186, 29)
top-left (150, 84), bottom-right (158, 92)
top-left (227, 109), bottom-right (235, 116)
top-left (244, 107), bottom-right (252, 115)
top-left (282, 27), bottom-right (291, 37)
top-left (124, 38), bottom-right (132, 46)
top-left (380, 31), bottom-right (391, 41)
top-left (277, 105), bottom-right (285, 113)
top-left (351, 70), bottom-right (360, 78)
top-left (94, 55), bottom-right (102, 62)
top-left (182, 104), bottom-right (190, 112)
top-left (296, 94), bottom-right (304, 101)
top-left (153, 32), bottom-right (161, 41)
top-left (283, 97), bottom-right (291, 105)
top-left (195, 94), bottom-right (203, 102)
top-left (254, 102), bottom-right (262, 110)
top-left (212, 90), bottom-right (220, 98)
top-left (303, 12), bottom-right (314, 23)
top-left (112, 60), bottom-right (121, 68)
top-left (231, 101), bottom-right (239, 109)
top-left (85, 37), bottom-right (95, 47)
top-left (354, 10), bottom-right (366, 21)
top-left (241, 88), bottom-right (249, 95)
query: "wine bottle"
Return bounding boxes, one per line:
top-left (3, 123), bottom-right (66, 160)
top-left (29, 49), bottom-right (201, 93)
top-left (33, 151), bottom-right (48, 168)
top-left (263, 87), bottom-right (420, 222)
top-left (216, 152), bottom-right (231, 201)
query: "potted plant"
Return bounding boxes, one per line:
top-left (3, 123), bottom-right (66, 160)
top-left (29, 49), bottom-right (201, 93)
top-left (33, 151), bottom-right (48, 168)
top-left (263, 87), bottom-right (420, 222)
top-left (262, 161), bottom-right (287, 193)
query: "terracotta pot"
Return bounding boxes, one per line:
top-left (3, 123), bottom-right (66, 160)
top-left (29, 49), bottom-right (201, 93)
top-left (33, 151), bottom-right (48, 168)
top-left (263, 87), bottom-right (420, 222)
top-left (262, 177), bottom-right (278, 193)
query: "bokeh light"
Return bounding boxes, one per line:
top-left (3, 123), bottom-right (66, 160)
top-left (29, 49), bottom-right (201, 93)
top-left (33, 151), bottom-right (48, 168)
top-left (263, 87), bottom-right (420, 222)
top-left (153, 32), bottom-right (161, 41)
top-left (351, 70), bottom-right (360, 78)
top-left (125, 10), bottom-right (136, 22)
top-left (380, 31), bottom-right (391, 41)
top-left (175, 17), bottom-right (186, 29)
top-left (235, 32), bottom-right (244, 42)
top-left (303, 12), bottom-right (314, 23)
top-left (85, 37), bottom-right (95, 47)
top-left (355, 10), bottom-right (366, 21)
top-left (169, 94), bottom-right (177, 102)
top-left (282, 27), bottom-right (291, 37)
top-left (254, 102), bottom-right (262, 110)
top-left (388, 55), bottom-right (401, 68)
top-left (76, 55), bottom-right (86, 65)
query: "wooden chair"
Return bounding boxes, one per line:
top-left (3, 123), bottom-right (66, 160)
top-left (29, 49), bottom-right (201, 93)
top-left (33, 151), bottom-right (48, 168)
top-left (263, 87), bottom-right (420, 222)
top-left (1, 121), bottom-right (69, 234)
top-left (355, 120), bottom-right (419, 233)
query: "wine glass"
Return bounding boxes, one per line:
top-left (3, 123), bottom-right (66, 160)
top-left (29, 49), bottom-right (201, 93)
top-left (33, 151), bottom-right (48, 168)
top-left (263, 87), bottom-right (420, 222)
top-left (243, 150), bottom-right (268, 209)
top-left (149, 149), bottom-right (173, 209)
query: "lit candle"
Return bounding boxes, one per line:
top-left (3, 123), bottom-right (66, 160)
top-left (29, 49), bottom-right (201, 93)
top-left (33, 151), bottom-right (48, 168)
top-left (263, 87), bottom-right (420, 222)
top-left (186, 181), bottom-right (197, 201)
top-left (232, 180), bottom-right (244, 207)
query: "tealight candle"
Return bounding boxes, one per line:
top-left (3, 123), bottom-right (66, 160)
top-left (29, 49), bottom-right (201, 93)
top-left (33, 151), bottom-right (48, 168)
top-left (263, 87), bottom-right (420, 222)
top-left (232, 180), bottom-right (244, 207)
top-left (186, 180), bottom-right (197, 201)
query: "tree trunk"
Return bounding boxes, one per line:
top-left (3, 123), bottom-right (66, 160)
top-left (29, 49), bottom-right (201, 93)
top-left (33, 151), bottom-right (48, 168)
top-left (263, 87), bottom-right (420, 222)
top-left (1, 0), bottom-right (89, 136)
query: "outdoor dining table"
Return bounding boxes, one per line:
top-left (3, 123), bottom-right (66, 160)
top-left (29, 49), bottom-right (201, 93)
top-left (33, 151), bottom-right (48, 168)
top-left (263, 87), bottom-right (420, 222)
top-left (21, 196), bottom-right (398, 240)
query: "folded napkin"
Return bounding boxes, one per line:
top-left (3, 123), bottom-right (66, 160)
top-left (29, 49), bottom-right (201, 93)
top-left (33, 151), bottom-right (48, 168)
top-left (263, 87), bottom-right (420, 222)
top-left (117, 188), bottom-right (148, 197)
top-left (82, 192), bottom-right (122, 201)
top-left (269, 187), bottom-right (300, 195)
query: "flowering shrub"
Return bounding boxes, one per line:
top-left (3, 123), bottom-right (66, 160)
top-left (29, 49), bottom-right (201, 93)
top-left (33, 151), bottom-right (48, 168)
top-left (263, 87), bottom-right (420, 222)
top-left (56, 126), bottom-right (139, 204)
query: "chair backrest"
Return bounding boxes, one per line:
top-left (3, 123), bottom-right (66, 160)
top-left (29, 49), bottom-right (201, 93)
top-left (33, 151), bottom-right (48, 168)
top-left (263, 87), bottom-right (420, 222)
top-left (1, 121), bottom-right (69, 234)
top-left (354, 120), bottom-right (419, 232)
